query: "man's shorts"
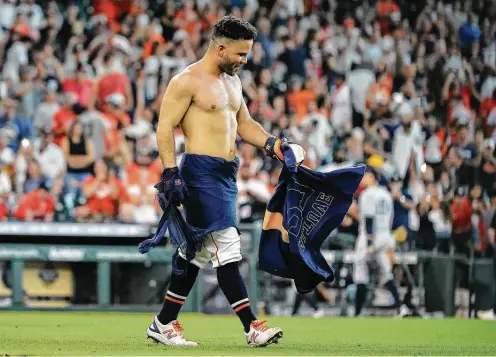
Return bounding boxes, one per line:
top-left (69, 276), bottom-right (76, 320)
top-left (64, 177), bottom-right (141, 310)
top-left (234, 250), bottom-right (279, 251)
top-left (178, 227), bottom-right (242, 269)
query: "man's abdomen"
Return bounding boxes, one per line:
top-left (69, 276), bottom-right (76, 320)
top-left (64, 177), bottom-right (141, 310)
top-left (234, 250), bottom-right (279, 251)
top-left (181, 110), bottom-right (238, 161)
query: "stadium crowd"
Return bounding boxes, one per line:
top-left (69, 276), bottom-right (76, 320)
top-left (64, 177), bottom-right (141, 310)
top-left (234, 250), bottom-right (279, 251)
top-left (0, 0), bottom-right (495, 255)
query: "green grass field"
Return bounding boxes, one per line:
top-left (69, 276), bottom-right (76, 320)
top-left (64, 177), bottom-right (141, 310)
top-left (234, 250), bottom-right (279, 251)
top-left (1, 312), bottom-right (496, 356)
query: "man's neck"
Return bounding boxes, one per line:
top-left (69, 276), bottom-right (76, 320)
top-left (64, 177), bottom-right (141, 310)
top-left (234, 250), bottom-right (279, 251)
top-left (201, 52), bottom-right (222, 77)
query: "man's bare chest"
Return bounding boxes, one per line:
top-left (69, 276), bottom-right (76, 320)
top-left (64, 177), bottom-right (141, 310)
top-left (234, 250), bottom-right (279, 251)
top-left (191, 78), bottom-right (242, 113)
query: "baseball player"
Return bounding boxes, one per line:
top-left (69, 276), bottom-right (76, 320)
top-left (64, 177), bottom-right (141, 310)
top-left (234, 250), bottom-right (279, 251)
top-left (353, 171), bottom-right (401, 316)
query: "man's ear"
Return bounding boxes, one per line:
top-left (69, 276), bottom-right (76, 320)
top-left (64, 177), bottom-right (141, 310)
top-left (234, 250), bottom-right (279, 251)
top-left (216, 44), bottom-right (226, 57)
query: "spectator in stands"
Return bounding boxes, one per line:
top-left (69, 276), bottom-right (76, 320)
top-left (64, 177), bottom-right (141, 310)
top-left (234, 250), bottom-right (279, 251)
top-left (33, 84), bottom-right (60, 134)
top-left (10, 65), bottom-right (38, 122)
top-left (61, 120), bottom-right (95, 219)
top-left (52, 93), bottom-right (78, 147)
top-left (102, 94), bottom-right (131, 167)
top-left (287, 75), bottom-right (316, 123)
top-left (14, 138), bottom-right (35, 196)
top-left (416, 195), bottom-right (436, 250)
top-left (23, 159), bottom-right (48, 194)
top-left (90, 50), bottom-right (133, 113)
top-left (451, 186), bottom-right (473, 254)
top-left (75, 160), bottom-right (125, 223)
top-left (2, 32), bottom-right (32, 84)
top-left (452, 124), bottom-right (478, 162)
top-left (459, 14), bottom-right (481, 51)
top-left (0, 159), bottom-right (12, 217)
top-left (448, 146), bottom-right (476, 189)
top-left (13, 182), bottom-right (55, 222)
top-left (120, 147), bottom-right (161, 224)
top-left (77, 109), bottom-right (108, 162)
top-left (0, 98), bottom-right (30, 153)
top-left (0, 200), bottom-right (7, 221)
top-left (62, 120), bottom-right (94, 183)
top-left (239, 142), bottom-right (263, 175)
top-left (330, 73), bottom-right (352, 136)
top-left (35, 128), bottom-right (66, 181)
top-left (301, 98), bottom-right (332, 163)
top-left (0, 130), bottom-right (15, 174)
top-left (430, 200), bottom-right (453, 252)
top-left (62, 63), bottom-right (93, 109)
top-left (237, 163), bottom-right (271, 223)
top-left (486, 190), bottom-right (496, 257)
top-left (124, 72), bottom-right (155, 145)
top-left (471, 185), bottom-right (489, 256)
top-left (0, 0), bottom-right (493, 235)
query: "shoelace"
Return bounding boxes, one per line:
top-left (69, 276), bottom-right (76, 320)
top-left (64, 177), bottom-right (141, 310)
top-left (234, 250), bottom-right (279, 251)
top-left (172, 321), bottom-right (184, 334)
top-left (251, 320), bottom-right (269, 332)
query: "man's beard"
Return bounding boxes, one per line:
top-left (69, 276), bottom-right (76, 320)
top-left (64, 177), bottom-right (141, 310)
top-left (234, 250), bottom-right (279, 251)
top-left (219, 60), bottom-right (241, 76)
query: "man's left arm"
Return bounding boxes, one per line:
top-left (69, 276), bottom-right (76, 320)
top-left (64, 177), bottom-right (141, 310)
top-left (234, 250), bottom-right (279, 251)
top-left (236, 97), bottom-right (271, 149)
top-left (237, 92), bottom-right (306, 170)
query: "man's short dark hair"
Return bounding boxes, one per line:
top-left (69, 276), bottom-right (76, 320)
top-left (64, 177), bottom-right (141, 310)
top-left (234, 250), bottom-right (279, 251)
top-left (211, 16), bottom-right (257, 42)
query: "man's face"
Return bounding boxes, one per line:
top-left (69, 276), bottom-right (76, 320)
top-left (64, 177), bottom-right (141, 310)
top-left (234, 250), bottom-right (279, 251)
top-left (218, 40), bottom-right (253, 76)
top-left (458, 128), bottom-right (468, 143)
top-left (41, 132), bottom-right (53, 146)
top-left (75, 68), bottom-right (85, 81)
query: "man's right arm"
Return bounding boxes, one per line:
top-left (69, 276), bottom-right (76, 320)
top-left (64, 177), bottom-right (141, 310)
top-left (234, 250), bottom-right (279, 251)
top-left (156, 74), bottom-right (194, 168)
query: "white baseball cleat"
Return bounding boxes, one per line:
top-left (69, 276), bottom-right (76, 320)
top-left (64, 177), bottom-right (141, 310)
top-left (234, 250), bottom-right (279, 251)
top-left (312, 308), bottom-right (325, 319)
top-left (245, 320), bottom-right (283, 347)
top-left (397, 304), bottom-right (411, 318)
top-left (476, 310), bottom-right (495, 321)
top-left (147, 316), bottom-right (199, 346)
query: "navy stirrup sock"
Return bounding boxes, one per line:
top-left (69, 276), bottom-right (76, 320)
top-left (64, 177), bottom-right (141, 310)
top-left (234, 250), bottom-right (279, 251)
top-left (217, 262), bottom-right (256, 333)
top-left (157, 255), bottom-right (199, 325)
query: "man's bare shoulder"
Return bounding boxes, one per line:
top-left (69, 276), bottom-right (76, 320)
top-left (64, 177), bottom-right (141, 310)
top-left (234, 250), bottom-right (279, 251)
top-left (167, 69), bottom-right (198, 95)
top-left (168, 63), bottom-right (212, 95)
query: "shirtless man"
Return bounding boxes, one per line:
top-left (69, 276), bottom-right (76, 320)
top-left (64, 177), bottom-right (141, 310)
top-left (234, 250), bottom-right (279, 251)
top-left (146, 16), bottom-right (305, 347)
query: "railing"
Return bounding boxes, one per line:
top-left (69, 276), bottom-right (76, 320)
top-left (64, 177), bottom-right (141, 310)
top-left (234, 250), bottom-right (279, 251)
top-left (0, 222), bottom-right (494, 315)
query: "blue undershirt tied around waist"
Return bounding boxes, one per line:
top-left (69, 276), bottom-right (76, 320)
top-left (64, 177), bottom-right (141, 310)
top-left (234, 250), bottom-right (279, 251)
top-left (138, 154), bottom-right (240, 275)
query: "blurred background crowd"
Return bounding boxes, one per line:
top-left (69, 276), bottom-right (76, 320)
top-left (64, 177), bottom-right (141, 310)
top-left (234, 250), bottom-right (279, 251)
top-left (0, 0), bottom-right (495, 257)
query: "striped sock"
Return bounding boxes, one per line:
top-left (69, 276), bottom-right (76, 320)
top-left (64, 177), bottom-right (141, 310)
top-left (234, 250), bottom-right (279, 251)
top-left (231, 298), bottom-right (250, 313)
top-left (157, 255), bottom-right (199, 325)
top-left (164, 290), bottom-right (187, 305)
top-left (217, 262), bottom-right (256, 333)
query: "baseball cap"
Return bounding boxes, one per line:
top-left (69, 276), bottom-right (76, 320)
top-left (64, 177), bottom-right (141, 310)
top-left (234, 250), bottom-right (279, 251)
top-left (367, 154), bottom-right (384, 169)
top-left (105, 93), bottom-right (126, 107)
top-left (455, 186), bottom-right (468, 197)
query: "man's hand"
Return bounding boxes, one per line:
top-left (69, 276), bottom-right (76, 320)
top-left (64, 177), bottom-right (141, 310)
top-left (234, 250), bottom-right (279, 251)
top-left (264, 136), bottom-right (306, 172)
top-left (156, 167), bottom-right (188, 206)
top-left (366, 246), bottom-right (374, 257)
